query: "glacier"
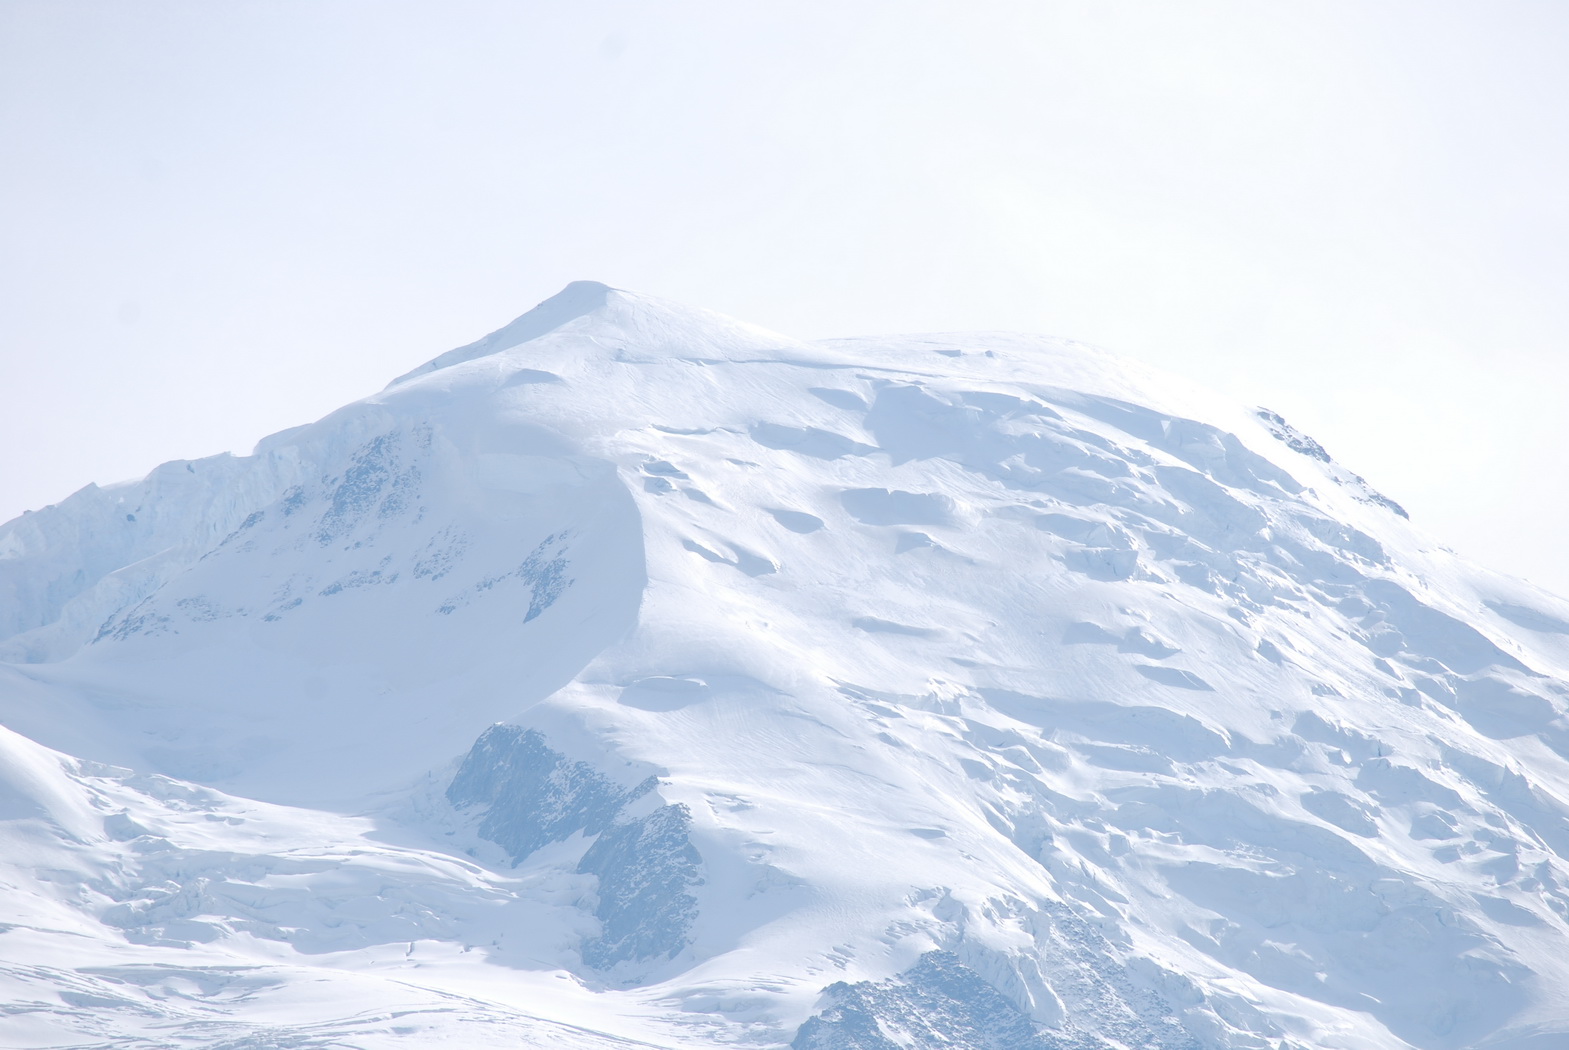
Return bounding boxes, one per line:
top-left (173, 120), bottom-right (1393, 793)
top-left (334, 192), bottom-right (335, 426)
top-left (4, 282), bottom-right (1569, 1048)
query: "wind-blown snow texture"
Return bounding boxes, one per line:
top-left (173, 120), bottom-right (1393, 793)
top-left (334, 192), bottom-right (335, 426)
top-left (5, 283), bottom-right (1569, 1049)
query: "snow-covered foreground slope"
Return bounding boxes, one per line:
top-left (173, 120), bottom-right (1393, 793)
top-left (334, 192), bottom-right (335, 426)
top-left (6, 283), bottom-right (1569, 1049)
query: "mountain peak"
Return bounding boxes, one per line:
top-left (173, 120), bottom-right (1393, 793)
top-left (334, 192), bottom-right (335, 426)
top-left (7, 291), bottom-right (1569, 1049)
top-left (387, 280), bottom-right (618, 388)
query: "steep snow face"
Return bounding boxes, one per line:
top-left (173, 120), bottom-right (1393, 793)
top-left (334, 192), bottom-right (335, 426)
top-left (5, 285), bottom-right (1569, 1049)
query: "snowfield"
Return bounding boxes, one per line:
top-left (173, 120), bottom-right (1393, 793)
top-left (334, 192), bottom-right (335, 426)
top-left (4, 283), bottom-right (1569, 1048)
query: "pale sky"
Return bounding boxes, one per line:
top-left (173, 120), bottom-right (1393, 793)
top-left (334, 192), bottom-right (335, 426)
top-left (3, 2), bottom-right (1567, 595)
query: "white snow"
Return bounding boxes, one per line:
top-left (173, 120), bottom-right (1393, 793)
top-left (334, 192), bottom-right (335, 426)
top-left (4, 283), bottom-right (1569, 1048)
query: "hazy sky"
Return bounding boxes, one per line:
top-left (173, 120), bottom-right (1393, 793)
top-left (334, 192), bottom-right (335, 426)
top-left (3, 2), bottom-right (1567, 595)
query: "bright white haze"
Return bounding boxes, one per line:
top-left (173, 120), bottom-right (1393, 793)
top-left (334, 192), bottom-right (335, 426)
top-left (2, 1), bottom-right (1567, 595)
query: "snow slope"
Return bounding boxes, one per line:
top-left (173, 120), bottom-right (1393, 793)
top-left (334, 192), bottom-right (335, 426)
top-left (5, 283), bottom-right (1569, 1048)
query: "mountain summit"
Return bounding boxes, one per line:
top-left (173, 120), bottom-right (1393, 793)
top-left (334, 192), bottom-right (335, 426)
top-left (4, 287), bottom-right (1569, 1049)
top-left (386, 279), bottom-right (617, 386)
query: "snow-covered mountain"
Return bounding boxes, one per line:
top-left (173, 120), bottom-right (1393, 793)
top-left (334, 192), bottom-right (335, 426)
top-left (5, 282), bottom-right (1569, 1049)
